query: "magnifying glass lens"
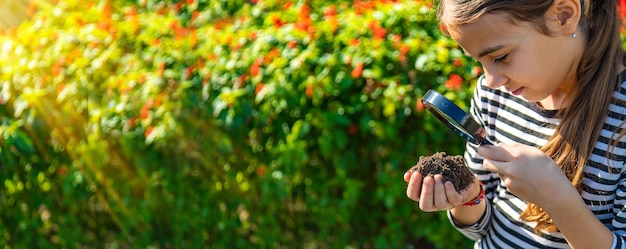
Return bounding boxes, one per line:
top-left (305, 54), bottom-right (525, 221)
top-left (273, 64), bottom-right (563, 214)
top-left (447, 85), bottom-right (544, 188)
top-left (428, 103), bottom-right (477, 142)
top-left (422, 90), bottom-right (492, 145)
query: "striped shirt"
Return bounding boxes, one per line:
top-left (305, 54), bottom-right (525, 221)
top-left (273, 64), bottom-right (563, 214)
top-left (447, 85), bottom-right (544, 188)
top-left (447, 74), bottom-right (626, 248)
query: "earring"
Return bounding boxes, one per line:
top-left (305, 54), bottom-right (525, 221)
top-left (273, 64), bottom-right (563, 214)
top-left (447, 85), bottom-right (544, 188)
top-left (572, 33), bottom-right (577, 38)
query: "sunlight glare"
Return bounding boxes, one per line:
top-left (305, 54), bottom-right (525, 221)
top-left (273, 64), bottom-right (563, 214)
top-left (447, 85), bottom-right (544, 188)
top-left (0, 0), bottom-right (31, 30)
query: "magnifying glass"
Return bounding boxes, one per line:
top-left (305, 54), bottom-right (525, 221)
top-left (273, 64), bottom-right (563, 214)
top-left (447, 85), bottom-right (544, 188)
top-left (421, 90), bottom-right (493, 145)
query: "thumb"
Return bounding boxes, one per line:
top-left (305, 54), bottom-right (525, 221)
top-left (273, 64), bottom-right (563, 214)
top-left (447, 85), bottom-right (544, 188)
top-left (477, 144), bottom-right (514, 162)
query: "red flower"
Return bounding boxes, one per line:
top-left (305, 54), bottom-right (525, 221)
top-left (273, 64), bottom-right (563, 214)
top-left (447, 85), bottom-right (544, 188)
top-left (348, 124), bottom-right (359, 135)
top-left (174, 2), bottom-right (184, 12)
top-left (255, 83), bottom-right (265, 95)
top-left (453, 58), bottom-right (462, 67)
top-left (256, 166), bottom-right (267, 177)
top-left (472, 66), bottom-right (483, 77)
top-left (438, 24), bottom-right (448, 34)
top-left (250, 57), bottom-right (263, 76)
top-left (237, 74), bottom-right (248, 89)
top-left (52, 59), bottom-right (63, 76)
top-left (157, 62), bottom-right (166, 76)
top-left (445, 74), bottom-right (463, 90)
top-left (185, 65), bottom-right (194, 77)
top-left (197, 58), bottom-right (205, 69)
top-left (127, 117), bottom-right (137, 128)
top-left (57, 83), bottom-right (66, 95)
top-left (191, 11), bottom-right (200, 22)
top-left (265, 49), bottom-right (280, 65)
top-left (140, 99), bottom-right (153, 120)
top-left (391, 34), bottom-right (402, 44)
top-left (57, 166), bottom-right (68, 176)
top-left (145, 126), bottom-right (154, 137)
top-left (288, 40), bottom-right (297, 49)
top-left (170, 20), bottom-right (188, 38)
top-left (400, 45), bottom-right (409, 54)
top-left (154, 94), bottom-right (164, 108)
top-left (399, 44), bottom-right (410, 63)
top-left (416, 98), bottom-right (425, 112)
top-left (369, 20), bottom-right (387, 40)
top-left (306, 84), bottom-right (314, 98)
top-left (349, 39), bottom-right (360, 47)
top-left (354, 0), bottom-right (376, 15)
top-left (352, 62), bottom-right (364, 78)
top-left (299, 4), bottom-right (311, 20)
top-left (295, 19), bottom-right (311, 32)
top-left (125, 6), bottom-right (138, 19)
top-left (324, 5), bottom-right (337, 18)
top-left (272, 16), bottom-right (285, 28)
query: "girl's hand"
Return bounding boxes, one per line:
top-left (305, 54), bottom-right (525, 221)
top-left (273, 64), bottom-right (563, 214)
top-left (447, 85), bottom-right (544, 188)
top-left (404, 170), bottom-right (481, 212)
top-left (477, 143), bottom-right (574, 207)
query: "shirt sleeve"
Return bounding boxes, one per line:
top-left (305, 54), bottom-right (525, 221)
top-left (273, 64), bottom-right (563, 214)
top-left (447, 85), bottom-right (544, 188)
top-left (611, 233), bottom-right (626, 249)
top-left (609, 92), bottom-right (626, 249)
top-left (611, 172), bottom-right (626, 249)
top-left (447, 76), bottom-right (501, 240)
top-left (447, 198), bottom-right (492, 240)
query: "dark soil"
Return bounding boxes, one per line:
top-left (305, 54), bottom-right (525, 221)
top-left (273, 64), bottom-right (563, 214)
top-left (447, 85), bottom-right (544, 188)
top-left (409, 152), bottom-right (474, 192)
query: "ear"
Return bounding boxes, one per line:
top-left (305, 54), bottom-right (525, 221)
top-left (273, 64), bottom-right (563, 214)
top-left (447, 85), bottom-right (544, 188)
top-left (550, 0), bottom-right (582, 36)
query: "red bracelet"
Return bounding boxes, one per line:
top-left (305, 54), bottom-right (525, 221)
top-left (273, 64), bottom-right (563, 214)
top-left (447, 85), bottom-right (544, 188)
top-left (462, 182), bottom-right (484, 206)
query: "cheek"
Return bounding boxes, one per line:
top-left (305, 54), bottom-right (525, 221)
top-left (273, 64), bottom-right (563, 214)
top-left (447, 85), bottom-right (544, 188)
top-left (509, 56), bottom-right (549, 81)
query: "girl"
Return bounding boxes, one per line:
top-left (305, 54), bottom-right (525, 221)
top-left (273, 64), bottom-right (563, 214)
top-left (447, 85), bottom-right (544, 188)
top-left (404, 0), bottom-right (626, 248)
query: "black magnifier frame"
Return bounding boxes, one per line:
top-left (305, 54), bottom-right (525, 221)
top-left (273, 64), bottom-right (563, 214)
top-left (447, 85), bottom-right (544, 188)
top-left (421, 90), bottom-right (493, 145)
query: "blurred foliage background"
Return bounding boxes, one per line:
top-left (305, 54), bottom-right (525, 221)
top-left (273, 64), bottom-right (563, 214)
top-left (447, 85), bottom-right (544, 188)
top-left (0, 0), bottom-right (484, 248)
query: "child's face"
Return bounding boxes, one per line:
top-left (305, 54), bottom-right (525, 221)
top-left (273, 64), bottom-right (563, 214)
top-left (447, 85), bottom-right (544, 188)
top-left (446, 12), bottom-right (582, 105)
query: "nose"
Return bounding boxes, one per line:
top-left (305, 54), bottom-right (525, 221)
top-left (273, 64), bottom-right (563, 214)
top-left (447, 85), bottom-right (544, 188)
top-left (482, 65), bottom-right (507, 89)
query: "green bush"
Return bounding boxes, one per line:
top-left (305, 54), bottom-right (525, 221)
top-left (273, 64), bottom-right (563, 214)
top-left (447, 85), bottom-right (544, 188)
top-left (0, 0), bottom-right (481, 248)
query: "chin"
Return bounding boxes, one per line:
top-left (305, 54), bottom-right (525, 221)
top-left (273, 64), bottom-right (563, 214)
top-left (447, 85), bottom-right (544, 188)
top-left (519, 95), bottom-right (536, 102)
top-left (524, 94), bottom-right (552, 104)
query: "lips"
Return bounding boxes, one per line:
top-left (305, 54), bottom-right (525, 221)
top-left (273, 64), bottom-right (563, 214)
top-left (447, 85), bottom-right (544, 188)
top-left (505, 87), bottom-right (523, 96)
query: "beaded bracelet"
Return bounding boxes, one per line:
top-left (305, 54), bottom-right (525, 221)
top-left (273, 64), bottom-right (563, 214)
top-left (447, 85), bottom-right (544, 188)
top-left (462, 182), bottom-right (484, 206)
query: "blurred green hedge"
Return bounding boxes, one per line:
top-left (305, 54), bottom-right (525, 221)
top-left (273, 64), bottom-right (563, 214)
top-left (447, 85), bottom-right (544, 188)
top-left (0, 0), bottom-right (481, 248)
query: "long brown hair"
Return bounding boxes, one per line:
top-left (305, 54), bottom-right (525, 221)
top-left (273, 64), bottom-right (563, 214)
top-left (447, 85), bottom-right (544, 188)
top-left (438, 0), bottom-right (626, 233)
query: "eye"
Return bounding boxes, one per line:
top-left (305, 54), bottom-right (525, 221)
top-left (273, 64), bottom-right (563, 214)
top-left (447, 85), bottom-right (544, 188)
top-left (494, 54), bottom-right (509, 64)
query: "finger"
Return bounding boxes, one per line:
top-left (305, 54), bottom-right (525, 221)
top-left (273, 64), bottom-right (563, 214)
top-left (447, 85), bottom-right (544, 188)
top-left (444, 181), bottom-right (463, 205)
top-left (481, 158), bottom-right (499, 173)
top-left (432, 175), bottom-right (450, 209)
top-left (419, 176), bottom-right (435, 211)
top-left (406, 171), bottom-right (423, 201)
top-left (477, 144), bottom-right (514, 162)
top-left (403, 170), bottom-right (412, 182)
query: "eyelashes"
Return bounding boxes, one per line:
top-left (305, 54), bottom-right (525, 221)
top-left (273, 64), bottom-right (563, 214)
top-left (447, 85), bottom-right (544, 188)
top-left (494, 54), bottom-right (509, 63)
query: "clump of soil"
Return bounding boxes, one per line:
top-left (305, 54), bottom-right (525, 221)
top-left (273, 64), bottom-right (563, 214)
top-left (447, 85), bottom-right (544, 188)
top-left (410, 152), bottom-right (474, 192)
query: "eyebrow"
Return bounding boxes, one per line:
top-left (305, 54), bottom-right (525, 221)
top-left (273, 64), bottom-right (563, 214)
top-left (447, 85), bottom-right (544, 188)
top-left (478, 45), bottom-right (505, 58)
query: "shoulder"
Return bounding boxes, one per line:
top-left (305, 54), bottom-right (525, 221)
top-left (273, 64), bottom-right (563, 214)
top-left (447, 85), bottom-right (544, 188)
top-left (602, 77), bottom-right (626, 173)
top-left (608, 77), bottom-right (626, 122)
top-left (614, 76), bottom-right (626, 104)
